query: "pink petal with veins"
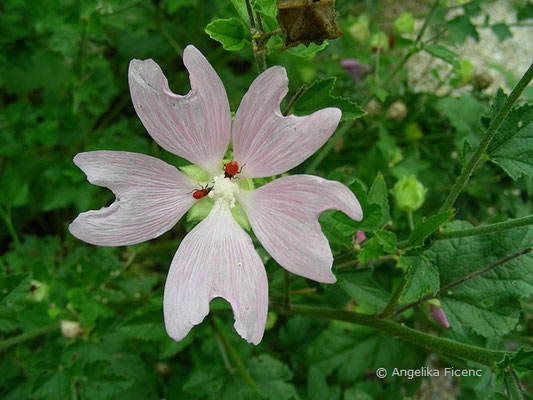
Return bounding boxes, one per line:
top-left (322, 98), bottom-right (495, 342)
top-left (238, 175), bottom-right (362, 283)
top-left (69, 151), bottom-right (196, 246)
top-left (128, 45), bottom-right (231, 176)
top-left (163, 203), bottom-right (268, 345)
top-left (232, 66), bottom-right (341, 178)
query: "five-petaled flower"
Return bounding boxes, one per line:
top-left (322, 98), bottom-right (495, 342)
top-left (69, 45), bottom-right (363, 345)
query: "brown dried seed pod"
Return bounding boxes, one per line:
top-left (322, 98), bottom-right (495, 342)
top-left (277, 0), bottom-right (343, 50)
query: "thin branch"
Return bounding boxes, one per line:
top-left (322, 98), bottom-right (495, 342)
top-left (209, 317), bottom-right (258, 392)
top-left (393, 248), bottom-right (532, 316)
top-left (440, 61), bottom-right (533, 211)
top-left (283, 84), bottom-right (307, 115)
top-left (0, 323), bottom-right (60, 352)
top-left (272, 304), bottom-right (510, 366)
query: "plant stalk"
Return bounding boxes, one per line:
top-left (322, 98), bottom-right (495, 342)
top-left (273, 304), bottom-right (509, 366)
top-left (440, 61), bottom-right (533, 211)
top-left (0, 323), bottom-right (60, 352)
top-left (209, 317), bottom-right (258, 392)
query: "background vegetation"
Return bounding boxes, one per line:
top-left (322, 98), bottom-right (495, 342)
top-left (1, 0), bottom-right (533, 398)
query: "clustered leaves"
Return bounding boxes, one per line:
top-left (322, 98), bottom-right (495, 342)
top-left (1, 0), bottom-right (533, 399)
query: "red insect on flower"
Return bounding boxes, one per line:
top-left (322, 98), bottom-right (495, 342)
top-left (192, 184), bottom-right (212, 200)
top-left (224, 161), bottom-right (241, 179)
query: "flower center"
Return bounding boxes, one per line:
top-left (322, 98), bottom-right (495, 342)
top-left (208, 175), bottom-right (239, 208)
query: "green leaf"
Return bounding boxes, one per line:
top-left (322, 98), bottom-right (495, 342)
top-left (340, 270), bottom-right (391, 313)
top-left (306, 367), bottom-right (341, 400)
top-left (287, 41), bottom-right (329, 57)
top-left (447, 15), bottom-right (479, 45)
top-left (436, 94), bottom-right (484, 142)
top-left (400, 256), bottom-right (439, 303)
top-left (487, 98), bottom-right (533, 179)
top-left (374, 230), bottom-right (397, 253)
top-left (495, 347), bottom-right (533, 381)
top-left (0, 274), bottom-right (31, 332)
top-left (408, 210), bottom-right (454, 247)
top-left (293, 77), bottom-right (365, 122)
top-left (429, 222), bottom-right (533, 339)
top-left (183, 367), bottom-right (226, 396)
top-left (32, 371), bottom-right (71, 400)
top-left (368, 173), bottom-right (391, 228)
top-left (0, 166), bottom-right (29, 207)
top-left (424, 44), bottom-right (459, 68)
top-left (491, 23), bottom-right (512, 42)
top-left (307, 325), bottom-right (420, 384)
top-left (117, 312), bottom-right (167, 341)
top-left (248, 355), bottom-right (299, 400)
top-left (205, 18), bottom-right (246, 51)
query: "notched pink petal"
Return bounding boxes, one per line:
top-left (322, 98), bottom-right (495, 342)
top-left (128, 45), bottom-right (231, 175)
top-left (232, 66), bottom-right (341, 178)
top-left (239, 175), bottom-right (362, 283)
top-left (163, 204), bottom-right (268, 345)
top-left (69, 151), bottom-right (197, 246)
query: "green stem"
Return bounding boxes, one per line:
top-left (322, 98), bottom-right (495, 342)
top-left (435, 215), bottom-right (533, 240)
top-left (283, 270), bottom-right (291, 309)
top-left (397, 215), bottom-right (533, 248)
top-left (381, 0), bottom-right (439, 89)
top-left (209, 317), bottom-right (258, 392)
top-left (393, 247), bottom-right (532, 316)
top-left (283, 84), bottom-right (307, 115)
top-left (273, 304), bottom-right (509, 366)
top-left (379, 272), bottom-right (409, 318)
top-left (440, 61), bottom-right (533, 211)
top-left (0, 207), bottom-right (27, 262)
top-left (505, 370), bottom-right (525, 400)
top-left (0, 323), bottom-right (60, 352)
top-left (407, 211), bottom-right (414, 231)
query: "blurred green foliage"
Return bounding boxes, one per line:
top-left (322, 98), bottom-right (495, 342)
top-left (1, 0), bottom-right (533, 399)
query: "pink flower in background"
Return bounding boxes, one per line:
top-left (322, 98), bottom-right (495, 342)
top-left (69, 45), bottom-right (362, 344)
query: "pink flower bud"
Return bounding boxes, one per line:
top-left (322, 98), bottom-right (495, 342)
top-left (356, 230), bottom-right (366, 243)
top-left (430, 306), bottom-right (450, 329)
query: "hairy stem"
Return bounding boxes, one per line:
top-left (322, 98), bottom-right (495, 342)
top-left (393, 248), bottom-right (532, 316)
top-left (283, 270), bottom-right (291, 310)
top-left (0, 206), bottom-right (27, 264)
top-left (210, 317), bottom-right (258, 392)
top-left (379, 272), bottom-right (409, 318)
top-left (273, 304), bottom-right (509, 366)
top-left (505, 370), bottom-right (525, 400)
top-left (435, 215), bottom-right (533, 240)
top-left (440, 61), bottom-right (533, 211)
top-left (0, 323), bottom-right (60, 352)
top-left (283, 84), bottom-right (307, 115)
top-left (397, 215), bottom-right (533, 249)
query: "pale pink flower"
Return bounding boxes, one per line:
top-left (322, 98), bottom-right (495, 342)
top-left (69, 45), bottom-right (362, 344)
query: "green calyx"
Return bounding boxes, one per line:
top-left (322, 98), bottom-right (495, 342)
top-left (179, 165), bottom-right (210, 182)
top-left (391, 175), bottom-right (427, 212)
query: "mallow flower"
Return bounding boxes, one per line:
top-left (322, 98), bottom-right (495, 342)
top-left (69, 45), bottom-right (363, 345)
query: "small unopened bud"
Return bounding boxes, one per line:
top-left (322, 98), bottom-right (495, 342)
top-left (386, 100), bottom-right (407, 121)
top-left (365, 99), bottom-right (382, 116)
top-left (472, 71), bottom-right (493, 90)
top-left (348, 15), bottom-right (370, 42)
top-left (391, 175), bottom-right (427, 212)
top-left (60, 320), bottom-right (83, 338)
top-left (356, 230), bottom-right (366, 244)
top-left (156, 362), bottom-right (171, 376)
top-left (26, 280), bottom-right (49, 303)
top-left (430, 306), bottom-right (450, 329)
